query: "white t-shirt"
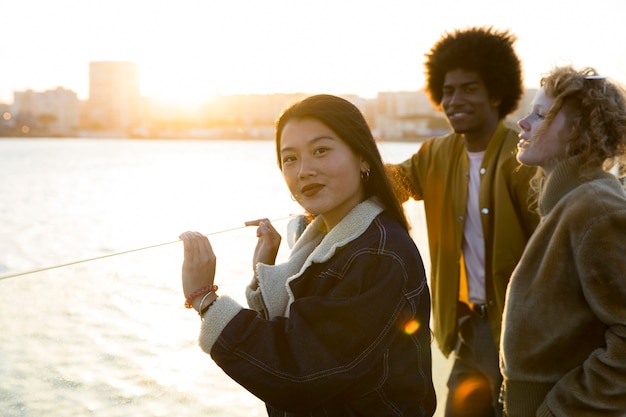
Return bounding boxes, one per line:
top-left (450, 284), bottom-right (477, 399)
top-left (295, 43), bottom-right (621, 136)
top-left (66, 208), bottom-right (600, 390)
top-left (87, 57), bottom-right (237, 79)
top-left (463, 150), bottom-right (486, 304)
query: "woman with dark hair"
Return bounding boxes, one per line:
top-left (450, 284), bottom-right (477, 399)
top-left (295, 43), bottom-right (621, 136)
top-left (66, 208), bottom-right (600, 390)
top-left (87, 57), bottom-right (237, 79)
top-left (500, 66), bottom-right (626, 417)
top-left (180, 94), bottom-right (436, 416)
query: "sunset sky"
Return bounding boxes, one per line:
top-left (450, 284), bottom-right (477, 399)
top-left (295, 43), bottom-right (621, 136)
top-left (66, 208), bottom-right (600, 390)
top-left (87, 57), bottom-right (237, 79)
top-left (1, 0), bottom-right (625, 105)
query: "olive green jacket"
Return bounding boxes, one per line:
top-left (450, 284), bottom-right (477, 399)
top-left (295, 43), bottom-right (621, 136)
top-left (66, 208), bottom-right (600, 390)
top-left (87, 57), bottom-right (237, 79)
top-left (392, 122), bottom-right (538, 356)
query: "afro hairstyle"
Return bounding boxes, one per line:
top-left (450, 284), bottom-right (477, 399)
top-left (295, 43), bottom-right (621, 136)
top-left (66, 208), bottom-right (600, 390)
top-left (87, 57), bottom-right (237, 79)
top-left (424, 26), bottom-right (523, 119)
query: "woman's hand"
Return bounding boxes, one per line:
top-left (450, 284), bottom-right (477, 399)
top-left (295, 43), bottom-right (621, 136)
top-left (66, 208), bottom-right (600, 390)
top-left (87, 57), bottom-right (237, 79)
top-left (180, 231), bottom-right (217, 309)
top-left (245, 218), bottom-right (281, 272)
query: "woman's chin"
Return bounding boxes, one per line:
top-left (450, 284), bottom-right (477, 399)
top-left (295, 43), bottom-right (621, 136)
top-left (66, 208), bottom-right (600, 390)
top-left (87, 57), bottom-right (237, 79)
top-left (516, 149), bottom-right (533, 166)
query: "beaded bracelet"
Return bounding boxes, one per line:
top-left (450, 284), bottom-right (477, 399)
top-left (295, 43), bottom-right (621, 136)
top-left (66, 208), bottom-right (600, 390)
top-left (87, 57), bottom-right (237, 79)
top-left (184, 284), bottom-right (218, 309)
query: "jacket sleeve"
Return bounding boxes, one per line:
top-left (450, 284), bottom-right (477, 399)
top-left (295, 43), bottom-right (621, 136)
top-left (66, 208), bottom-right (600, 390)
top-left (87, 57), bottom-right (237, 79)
top-left (245, 274), bottom-right (265, 313)
top-left (386, 141), bottom-right (434, 202)
top-left (207, 249), bottom-right (426, 412)
top-left (543, 208), bottom-right (626, 416)
top-left (509, 162), bottom-right (540, 238)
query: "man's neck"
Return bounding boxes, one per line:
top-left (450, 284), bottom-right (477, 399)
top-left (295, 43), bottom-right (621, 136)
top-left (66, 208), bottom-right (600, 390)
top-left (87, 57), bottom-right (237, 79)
top-left (462, 118), bottom-right (501, 152)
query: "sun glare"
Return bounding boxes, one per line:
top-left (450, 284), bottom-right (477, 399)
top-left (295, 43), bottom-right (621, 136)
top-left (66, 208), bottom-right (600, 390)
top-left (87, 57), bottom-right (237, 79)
top-left (4, 0), bottom-right (626, 106)
top-left (141, 64), bottom-right (219, 109)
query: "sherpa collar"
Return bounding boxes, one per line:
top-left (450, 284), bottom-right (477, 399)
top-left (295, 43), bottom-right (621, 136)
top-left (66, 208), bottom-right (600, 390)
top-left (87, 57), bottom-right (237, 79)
top-left (256, 197), bottom-right (384, 318)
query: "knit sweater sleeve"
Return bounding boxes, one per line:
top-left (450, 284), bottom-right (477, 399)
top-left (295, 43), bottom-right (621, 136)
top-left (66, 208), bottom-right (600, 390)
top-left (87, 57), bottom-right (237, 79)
top-left (544, 189), bottom-right (626, 416)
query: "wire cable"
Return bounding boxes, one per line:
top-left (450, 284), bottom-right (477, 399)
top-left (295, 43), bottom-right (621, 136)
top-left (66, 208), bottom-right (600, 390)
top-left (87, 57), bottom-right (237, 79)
top-left (0, 216), bottom-right (294, 282)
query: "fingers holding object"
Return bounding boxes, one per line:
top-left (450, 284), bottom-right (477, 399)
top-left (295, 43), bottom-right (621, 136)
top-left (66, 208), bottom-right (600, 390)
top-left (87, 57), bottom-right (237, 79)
top-left (245, 218), bottom-right (276, 237)
top-left (179, 231), bottom-right (214, 260)
top-left (245, 218), bottom-right (272, 228)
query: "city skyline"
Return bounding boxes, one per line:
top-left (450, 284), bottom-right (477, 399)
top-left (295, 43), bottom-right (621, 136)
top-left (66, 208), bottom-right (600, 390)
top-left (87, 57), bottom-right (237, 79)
top-left (2, 59), bottom-right (452, 140)
top-left (2, 0), bottom-right (626, 106)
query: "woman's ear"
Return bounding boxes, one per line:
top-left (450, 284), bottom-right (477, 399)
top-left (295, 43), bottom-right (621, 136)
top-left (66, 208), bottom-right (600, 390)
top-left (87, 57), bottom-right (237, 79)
top-left (360, 156), bottom-right (370, 172)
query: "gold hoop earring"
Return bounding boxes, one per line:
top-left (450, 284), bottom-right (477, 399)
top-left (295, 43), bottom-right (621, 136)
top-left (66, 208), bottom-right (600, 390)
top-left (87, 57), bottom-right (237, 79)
top-left (361, 168), bottom-right (371, 183)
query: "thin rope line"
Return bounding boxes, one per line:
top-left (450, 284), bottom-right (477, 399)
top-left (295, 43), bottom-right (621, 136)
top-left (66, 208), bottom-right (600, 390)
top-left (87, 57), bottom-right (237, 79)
top-left (0, 216), bottom-right (294, 282)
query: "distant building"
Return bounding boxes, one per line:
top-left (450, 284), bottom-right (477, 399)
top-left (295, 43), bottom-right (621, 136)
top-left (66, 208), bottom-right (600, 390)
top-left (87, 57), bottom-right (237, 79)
top-left (205, 93), bottom-right (306, 126)
top-left (374, 91), bottom-right (448, 140)
top-left (87, 61), bottom-right (140, 133)
top-left (194, 93), bottom-right (307, 139)
top-left (10, 87), bottom-right (80, 136)
top-left (0, 102), bottom-right (12, 135)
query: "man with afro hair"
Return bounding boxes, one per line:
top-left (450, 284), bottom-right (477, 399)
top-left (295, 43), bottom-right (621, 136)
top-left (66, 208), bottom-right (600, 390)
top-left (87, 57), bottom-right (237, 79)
top-left (388, 26), bottom-right (539, 416)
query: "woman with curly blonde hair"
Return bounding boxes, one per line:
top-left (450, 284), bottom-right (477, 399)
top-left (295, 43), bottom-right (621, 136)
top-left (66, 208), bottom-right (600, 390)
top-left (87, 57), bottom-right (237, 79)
top-left (500, 66), bottom-right (626, 417)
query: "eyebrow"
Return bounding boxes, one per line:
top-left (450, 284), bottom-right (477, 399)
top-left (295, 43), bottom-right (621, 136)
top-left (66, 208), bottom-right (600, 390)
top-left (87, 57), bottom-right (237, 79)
top-left (280, 135), bottom-right (336, 154)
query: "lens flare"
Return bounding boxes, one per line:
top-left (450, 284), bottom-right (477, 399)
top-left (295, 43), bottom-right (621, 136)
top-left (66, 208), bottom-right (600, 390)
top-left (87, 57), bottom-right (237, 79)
top-left (450, 376), bottom-right (492, 417)
top-left (403, 319), bottom-right (420, 335)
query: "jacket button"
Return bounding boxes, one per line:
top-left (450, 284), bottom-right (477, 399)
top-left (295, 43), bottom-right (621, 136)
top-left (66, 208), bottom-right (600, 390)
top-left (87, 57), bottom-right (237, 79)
top-left (481, 208), bottom-right (489, 215)
top-left (480, 168), bottom-right (486, 175)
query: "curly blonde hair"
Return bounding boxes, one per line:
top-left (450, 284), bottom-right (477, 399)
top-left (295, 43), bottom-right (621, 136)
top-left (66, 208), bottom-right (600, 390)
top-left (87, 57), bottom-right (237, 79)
top-left (538, 66), bottom-right (626, 179)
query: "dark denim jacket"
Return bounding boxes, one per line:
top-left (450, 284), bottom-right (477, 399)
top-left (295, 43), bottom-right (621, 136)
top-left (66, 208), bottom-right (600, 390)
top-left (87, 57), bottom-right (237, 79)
top-left (211, 212), bottom-right (436, 416)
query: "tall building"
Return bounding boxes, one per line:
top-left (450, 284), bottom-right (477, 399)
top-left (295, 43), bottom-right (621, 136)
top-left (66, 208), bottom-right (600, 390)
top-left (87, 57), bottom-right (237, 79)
top-left (87, 61), bottom-right (140, 132)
